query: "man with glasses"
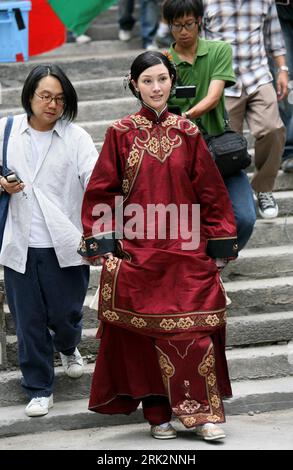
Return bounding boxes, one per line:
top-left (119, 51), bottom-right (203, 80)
top-left (0, 64), bottom-right (98, 417)
top-left (202, 0), bottom-right (288, 219)
top-left (165, 0), bottom-right (256, 253)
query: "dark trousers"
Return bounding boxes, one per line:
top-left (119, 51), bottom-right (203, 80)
top-left (4, 248), bottom-right (89, 398)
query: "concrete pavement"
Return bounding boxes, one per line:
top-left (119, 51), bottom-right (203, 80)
top-left (0, 408), bottom-right (292, 450)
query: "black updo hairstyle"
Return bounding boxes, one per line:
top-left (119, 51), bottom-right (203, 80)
top-left (128, 51), bottom-right (177, 100)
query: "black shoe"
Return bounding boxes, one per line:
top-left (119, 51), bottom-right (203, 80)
top-left (257, 192), bottom-right (278, 219)
top-left (281, 157), bottom-right (293, 173)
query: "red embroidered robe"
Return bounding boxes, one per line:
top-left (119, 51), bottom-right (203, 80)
top-left (79, 105), bottom-right (238, 427)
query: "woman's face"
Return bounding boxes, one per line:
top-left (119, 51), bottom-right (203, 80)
top-left (133, 63), bottom-right (172, 112)
top-left (29, 75), bottom-right (65, 131)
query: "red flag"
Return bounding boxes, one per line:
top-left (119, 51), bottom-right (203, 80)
top-left (29, 0), bottom-right (65, 56)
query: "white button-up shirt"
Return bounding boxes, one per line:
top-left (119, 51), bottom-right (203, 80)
top-left (0, 114), bottom-right (98, 273)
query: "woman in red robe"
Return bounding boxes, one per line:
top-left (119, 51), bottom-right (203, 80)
top-left (79, 51), bottom-right (238, 441)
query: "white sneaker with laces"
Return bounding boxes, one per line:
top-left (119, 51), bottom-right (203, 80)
top-left (60, 348), bottom-right (84, 378)
top-left (118, 29), bottom-right (132, 41)
top-left (257, 192), bottom-right (278, 219)
top-left (25, 395), bottom-right (53, 417)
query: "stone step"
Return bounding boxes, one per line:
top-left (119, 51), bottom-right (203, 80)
top-left (247, 216), bottom-right (293, 248)
top-left (222, 244), bottom-right (293, 281)
top-left (5, 309), bottom-right (293, 368)
top-left (0, 376), bottom-right (292, 437)
top-left (225, 276), bottom-right (293, 316)
top-left (0, 78), bottom-right (128, 108)
top-left (1, 342), bottom-right (292, 407)
top-left (0, 97), bottom-right (138, 123)
top-left (227, 311), bottom-right (293, 346)
top-left (1, 49), bottom-right (142, 88)
top-left (87, 23), bottom-right (141, 42)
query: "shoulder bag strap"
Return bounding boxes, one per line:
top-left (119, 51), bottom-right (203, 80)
top-left (2, 115), bottom-right (14, 176)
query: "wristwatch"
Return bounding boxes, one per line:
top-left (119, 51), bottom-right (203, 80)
top-left (278, 65), bottom-right (289, 73)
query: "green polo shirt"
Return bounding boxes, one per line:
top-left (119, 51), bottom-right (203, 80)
top-left (168, 37), bottom-right (236, 135)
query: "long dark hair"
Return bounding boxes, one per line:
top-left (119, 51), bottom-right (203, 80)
top-left (21, 64), bottom-right (78, 121)
top-left (128, 51), bottom-right (177, 99)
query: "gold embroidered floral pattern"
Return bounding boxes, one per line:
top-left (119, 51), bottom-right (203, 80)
top-left (158, 354), bottom-right (175, 378)
top-left (198, 363), bottom-right (209, 376)
top-left (197, 344), bottom-right (225, 425)
top-left (207, 373), bottom-right (216, 387)
top-left (130, 115), bottom-right (153, 128)
top-left (205, 314), bottom-right (220, 327)
top-left (102, 310), bottom-right (119, 321)
top-left (211, 395), bottom-right (221, 409)
top-left (162, 115), bottom-right (178, 127)
top-left (177, 317), bottom-right (194, 329)
top-left (182, 416), bottom-right (197, 427)
top-left (127, 148), bottom-right (140, 167)
top-left (122, 178), bottom-right (130, 194)
top-left (160, 318), bottom-right (177, 330)
top-left (147, 137), bottom-right (160, 154)
top-left (101, 284), bottom-right (112, 301)
top-left (105, 257), bottom-right (118, 272)
top-left (178, 400), bottom-right (202, 414)
top-left (131, 317), bottom-right (147, 328)
top-left (161, 136), bottom-right (172, 153)
top-left (207, 414), bottom-right (221, 423)
top-left (205, 355), bottom-right (215, 368)
top-left (89, 241), bottom-right (99, 251)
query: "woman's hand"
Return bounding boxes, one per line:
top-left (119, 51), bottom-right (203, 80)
top-left (0, 176), bottom-right (25, 195)
top-left (91, 252), bottom-right (114, 266)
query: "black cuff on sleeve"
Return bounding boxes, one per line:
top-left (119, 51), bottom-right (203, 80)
top-left (206, 238), bottom-right (238, 259)
top-left (78, 233), bottom-right (117, 258)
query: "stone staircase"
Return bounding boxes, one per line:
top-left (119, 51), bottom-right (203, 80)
top-left (1, 4), bottom-right (293, 437)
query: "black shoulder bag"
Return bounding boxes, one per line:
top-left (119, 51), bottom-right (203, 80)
top-left (198, 112), bottom-right (251, 178)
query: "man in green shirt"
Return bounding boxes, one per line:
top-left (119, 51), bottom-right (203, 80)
top-left (168, 34), bottom-right (235, 136)
top-left (164, 0), bottom-right (256, 252)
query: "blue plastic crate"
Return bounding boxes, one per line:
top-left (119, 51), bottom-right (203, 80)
top-left (0, 1), bottom-right (31, 62)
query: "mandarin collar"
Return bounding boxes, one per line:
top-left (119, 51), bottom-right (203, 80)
top-left (139, 103), bottom-right (169, 123)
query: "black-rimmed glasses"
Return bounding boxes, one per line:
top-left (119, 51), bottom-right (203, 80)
top-left (34, 92), bottom-right (65, 106)
top-left (170, 20), bottom-right (198, 33)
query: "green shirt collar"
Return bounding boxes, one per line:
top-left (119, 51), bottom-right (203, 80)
top-left (170, 37), bottom-right (209, 65)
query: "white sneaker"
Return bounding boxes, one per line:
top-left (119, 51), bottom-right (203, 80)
top-left (60, 348), bottom-right (84, 378)
top-left (257, 192), bottom-right (279, 219)
top-left (25, 395), bottom-right (53, 417)
top-left (75, 34), bottom-right (91, 44)
top-left (145, 42), bottom-right (157, 51)
top-left (118, 29), bottom-right (132, 41)
top-left (194, 423), bottom-right (226, 441)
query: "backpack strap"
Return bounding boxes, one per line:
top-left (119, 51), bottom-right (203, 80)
top-left (2, 115), bottom-right (14, 176)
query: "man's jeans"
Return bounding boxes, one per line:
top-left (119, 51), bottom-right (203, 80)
top-left (224, 171), bottom-right (256, 251)
top-left (118, 0), bottom-right (159, 48)
top-left (277, 17), bottom-right (293, 160)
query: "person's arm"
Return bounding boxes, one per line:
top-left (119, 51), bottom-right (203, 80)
top-left (78, 125), bottom-right (124, 264)
top-left (264, 2), bottom-right (288, 100)
top-left (190, 131), bottom-right (238, 260)
top-left (274, 55), bottom-right (289, 101)
top-left (183, 80), bottom-right (225, 120)
top-left (76, 129), bottom-right (99, 190)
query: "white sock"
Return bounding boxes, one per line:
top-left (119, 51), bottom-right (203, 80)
top-left (159, 422), bottom-right (170, 429)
